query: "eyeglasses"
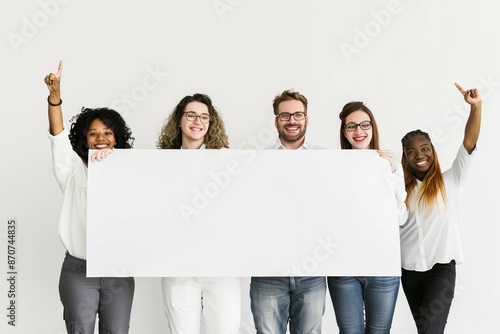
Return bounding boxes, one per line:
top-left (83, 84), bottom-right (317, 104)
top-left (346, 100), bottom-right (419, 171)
top-left (344, 121), bottom-right (372, 132)
top-left (276, 112), bottom-right (307, 121)
top-left (183, 112), bottom-right (211, 123)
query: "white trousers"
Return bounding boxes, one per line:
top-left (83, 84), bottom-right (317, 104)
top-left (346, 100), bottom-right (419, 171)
top-left (161, 277), bottom-right (241, 334)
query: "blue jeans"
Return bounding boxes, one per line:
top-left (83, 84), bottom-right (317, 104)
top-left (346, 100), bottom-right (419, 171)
top-left (250, 276), bottom-right (326, 334)
top-left (327, 276), bottom-right (400, 334)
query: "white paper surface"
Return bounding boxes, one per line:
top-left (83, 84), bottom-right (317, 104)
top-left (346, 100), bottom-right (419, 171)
top-left (87, 149), bottom-right (401, 277)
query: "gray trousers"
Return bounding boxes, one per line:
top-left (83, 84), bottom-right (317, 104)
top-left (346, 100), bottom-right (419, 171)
top-left (59, 252), bottom-right (135, 334)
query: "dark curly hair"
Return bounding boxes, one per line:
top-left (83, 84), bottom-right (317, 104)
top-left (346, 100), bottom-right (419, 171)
top-left (68, 107), bottom-right (134, 163)
top-left (156, 93), bottom-right (229, 149)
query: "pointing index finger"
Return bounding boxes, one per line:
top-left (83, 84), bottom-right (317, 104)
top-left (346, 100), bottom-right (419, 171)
top-left (56, 60), bottom-right (63, 76)
top-left (454, 82), bottom-right (467, 95)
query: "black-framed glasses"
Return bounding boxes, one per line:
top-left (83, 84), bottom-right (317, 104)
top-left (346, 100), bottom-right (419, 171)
top-left (344, 121), bottom-right (372, 132)
top-left (183, 111), bottom-right (211, 123)
top-left (276, 112), bottom-right (307, 121)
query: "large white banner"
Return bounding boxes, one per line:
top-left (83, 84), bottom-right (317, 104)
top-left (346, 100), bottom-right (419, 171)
top-left (87, 149), bottom-right (401, 277)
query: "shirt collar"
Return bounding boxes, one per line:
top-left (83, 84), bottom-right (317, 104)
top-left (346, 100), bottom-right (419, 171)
top-left (273, 137), bottom-right (311, 150)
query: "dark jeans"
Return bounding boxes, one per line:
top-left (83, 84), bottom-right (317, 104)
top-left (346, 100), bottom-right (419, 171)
top-left (59, 252), bottom-right (135, 334)
top-left (401, 261), bottom-right (456, 334)
top-left (327, 276), bottom-right (400, 334)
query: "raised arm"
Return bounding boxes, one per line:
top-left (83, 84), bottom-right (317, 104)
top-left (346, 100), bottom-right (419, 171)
top-left (44, 60), bottom-right (64, 136)
top-left (455, 82), bottom-right (482, 154)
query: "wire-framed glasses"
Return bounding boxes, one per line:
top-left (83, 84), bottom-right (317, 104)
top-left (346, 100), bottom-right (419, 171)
top-left (183, 112), bottom-right (211, 123)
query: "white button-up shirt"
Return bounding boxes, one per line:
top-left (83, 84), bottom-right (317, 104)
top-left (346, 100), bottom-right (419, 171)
top-left (49, 128), bottom-right (88, 259)
top-left (270, 137), bottom-right (323, 150)
top-left (400, 144), bottom-right (475, 271)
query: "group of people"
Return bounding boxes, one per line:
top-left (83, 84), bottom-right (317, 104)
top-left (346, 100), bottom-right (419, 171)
top-left (45, 60), bottom-right (482, 334)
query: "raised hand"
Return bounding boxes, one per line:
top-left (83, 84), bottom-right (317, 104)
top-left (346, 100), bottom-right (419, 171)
top-left (455, 83), bottom-right (482, 153)
top-left (46, 60), bottom-right (64, 135)
top-left (455, 82), bottom-right (481, 106)
top-left (44, 60), bottom-right (63, 94)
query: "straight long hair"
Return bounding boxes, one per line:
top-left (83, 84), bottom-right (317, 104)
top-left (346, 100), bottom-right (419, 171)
top-left (401, 129), bottom-right (447, 212)
top-left (338, 101), bottom-right (380, 150)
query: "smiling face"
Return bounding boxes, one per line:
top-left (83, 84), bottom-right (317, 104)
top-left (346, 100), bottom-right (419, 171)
top-left (180, 101), bottom-right (210, 149)
top-left (343, 110), bottom-right (372, 150)
top-left (275, 99), bottom-right (308, 149)
top-left (86, 118), bottom-right (116, 150)
top-left (403, 134), bottom-right (435, 180)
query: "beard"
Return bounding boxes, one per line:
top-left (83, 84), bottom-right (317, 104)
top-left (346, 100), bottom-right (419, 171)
top-left (277, 123), bottom-right (307, 144)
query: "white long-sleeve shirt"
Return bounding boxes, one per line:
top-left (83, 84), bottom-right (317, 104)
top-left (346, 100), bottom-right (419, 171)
top-left (49, 128), bottom-right (88, 259)
top-left (400, 144), bottom-right (475, 271)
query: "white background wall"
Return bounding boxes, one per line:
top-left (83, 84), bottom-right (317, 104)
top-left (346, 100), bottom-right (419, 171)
top-left (1, 0), bottom-right (499, 333)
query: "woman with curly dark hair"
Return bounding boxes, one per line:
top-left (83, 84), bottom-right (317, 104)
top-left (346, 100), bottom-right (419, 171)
top-left (45, 61), bottom-right (135, 334)
top-left (157, 94), bottom-right (240, 334)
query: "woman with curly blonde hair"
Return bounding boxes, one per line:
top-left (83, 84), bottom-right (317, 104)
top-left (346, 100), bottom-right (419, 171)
top-left (158, 93), bottom-right (240, 334)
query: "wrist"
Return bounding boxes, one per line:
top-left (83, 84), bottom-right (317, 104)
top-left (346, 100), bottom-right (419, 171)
top-left (47, 95), bottom-right (62, 107)
top-left (471, 101), bottom-right (482, 110)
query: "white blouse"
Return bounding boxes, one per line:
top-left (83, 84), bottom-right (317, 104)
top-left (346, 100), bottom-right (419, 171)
top-left (49, 128), bottom-right (88, 259)
top-left (400, 144), bottom-right (475, 271)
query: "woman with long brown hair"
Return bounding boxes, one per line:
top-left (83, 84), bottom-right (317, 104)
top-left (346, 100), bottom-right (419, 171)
top-left (400, 83), bottom-right (482, 333)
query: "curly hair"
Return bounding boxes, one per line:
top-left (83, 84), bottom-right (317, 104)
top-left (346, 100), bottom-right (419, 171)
top-left (68, 107), bottom-right (134, 163)
top-left (156, 94), bottom-right (229, 149)
top-left (338, 101), bottom-right (380, 150)
top-left (401, 129), bottom-right (446, 212)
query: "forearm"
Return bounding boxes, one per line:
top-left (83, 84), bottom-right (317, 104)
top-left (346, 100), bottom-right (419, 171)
top-left (48, 91), bottom-right (64, 136)
top-left (463, 101), bottom-right (481, 154)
